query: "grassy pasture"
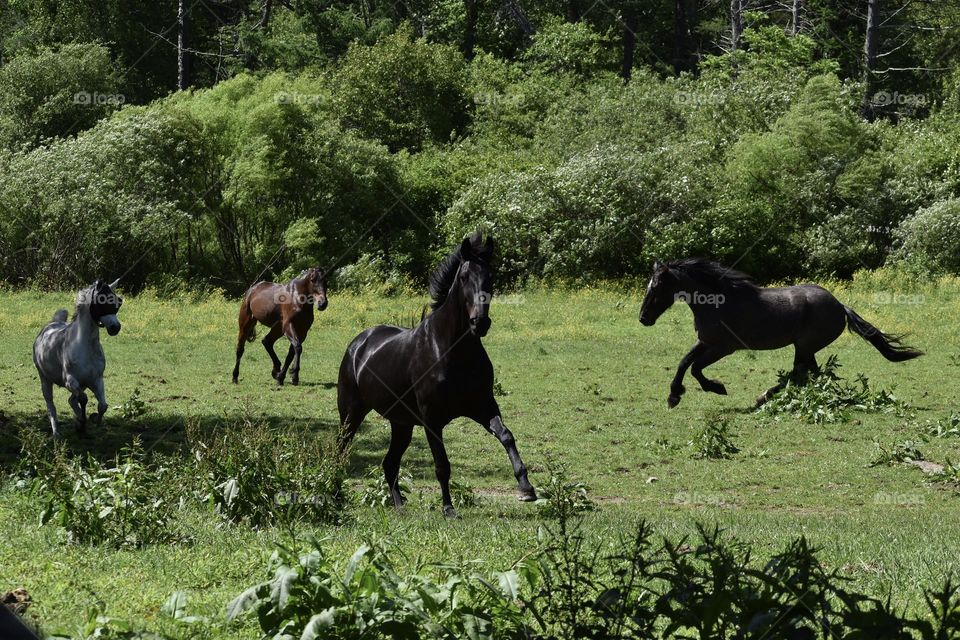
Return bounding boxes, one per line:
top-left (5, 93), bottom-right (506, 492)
top-left (0, 272), bottom-right (958, 636)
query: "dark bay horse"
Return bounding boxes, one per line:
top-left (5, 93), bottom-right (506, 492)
top-left (639, 259), bottom-right (923, 408)
top-left (337, 233), bottom-right (537, 518)
top-left (232, 268), bottom-right (328, 386)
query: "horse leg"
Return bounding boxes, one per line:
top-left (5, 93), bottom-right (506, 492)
top-left (261, 324), bottom-right (283, 380)
top-left (276, 343), bottom-right (296, 386)
top-left (471, 403), bottom-right (537, 502)
top-left (40, 378), bottom-right (59, 438)
top-left (384, 422), bottom-right (414, 510)
top-left (288, 331), bottom-right (305, 386)
top-left (668, 341), bottom-right (708, 408)
top-left (691, 346), bottom-right (732, 396)
top-left (66, 378), bottom-right (87, 437)
top-left (425, 426), bottom-right (458, 518)
top-left (756, 352), bottom-right (818, 407)
top-left (89, 377), bottom-right (108, 427)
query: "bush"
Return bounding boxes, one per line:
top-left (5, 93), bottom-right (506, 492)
top-left (893, 198), bottom-right (960, 275)
top-left (227, 535), bottom-right (529, 639)
top-left (521, 18), bottom-right (617, 77)
top-left (333, 25), bottom-right (469, 152)
top-left (691, 413), bottom-right (740, 460)
top-left (0, 43), bottom-right (121, 149)
top-left (31, 441), bottom-right (182, 548)
top-left (188, 417), bottom-right (349, 528)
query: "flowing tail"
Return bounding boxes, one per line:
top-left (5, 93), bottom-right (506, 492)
top-left (52, 309), bottom-right (68, 323)
top-left (844, 306), bottom-right (923, 362)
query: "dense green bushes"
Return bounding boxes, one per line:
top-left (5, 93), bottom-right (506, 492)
top-left (1, 29), bottom-right (960, 291)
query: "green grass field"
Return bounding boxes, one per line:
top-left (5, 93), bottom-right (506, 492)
top-left (1, 272), bottom-right (958, 636)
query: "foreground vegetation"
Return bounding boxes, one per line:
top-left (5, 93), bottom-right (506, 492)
top-left (1, 272), bottom-right (958, 636)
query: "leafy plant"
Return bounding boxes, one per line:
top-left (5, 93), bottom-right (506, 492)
top-left (760, 355), bottom-right (907, 424)
top-left (188, 417), bottom-right (349, 528)
top-left (115, 387), bottom-right (148, 420)
top-left (536, 461), bottom-right (595, 519)
top-left (869, 439), bottom-right (925, 467)
top-left (358, 465), bottom-right (414, 509)
top-left (691, 413), bottom-right (740, 460)
top-left (227, 535), bottom-right (530, 639)
top-left (34, 441), bottom-right (181, 548)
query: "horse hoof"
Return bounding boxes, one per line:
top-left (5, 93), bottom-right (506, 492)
top-left (714, 384), bottom-right (727, 396)
top-left (518, 489), bottom-right (538, 502)
top-left (290, 379), bottom-right (299, 386)
top-left (443, 506), bottom-right (460, 519)
top-left (667, 395), bottom-right (681, 409)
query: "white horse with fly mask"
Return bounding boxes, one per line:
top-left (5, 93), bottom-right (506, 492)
top-left (33, 279), bottom-right (123, 438)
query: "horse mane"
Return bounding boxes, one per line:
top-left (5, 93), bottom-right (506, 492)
top-left (429, 232), bottom-right (491, 310)
top-left (666, 258), bottom-right (757, 291)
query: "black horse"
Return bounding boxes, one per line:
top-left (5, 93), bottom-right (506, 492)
top-left (639, 258), bottom-right (923, 408)
top-left (337, 233), bottom-right (538, 517)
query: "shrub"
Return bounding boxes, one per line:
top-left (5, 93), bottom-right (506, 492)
top-left (32, 441), bottom-right (181, 548)
top-left (332, 25), bottom-right (469, 151)
top-left (0, 43), bottom-right (121, 149)
top-left (893, 198), bottom-right (960, 275)
top-left (227, 535), bottom-right (530, 639)
top-left (188, 417), bottom-right (349, 528)
top-left (521, 18), bottom-right (617, 77)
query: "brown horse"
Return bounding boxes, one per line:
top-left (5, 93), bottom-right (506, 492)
top-left (232, 268), bottom-right (328, 386)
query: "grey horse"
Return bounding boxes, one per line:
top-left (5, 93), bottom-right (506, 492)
top-left (33, 279), bottom-right (123, 437)
top-left (639, 259), bottom-right (923, 408)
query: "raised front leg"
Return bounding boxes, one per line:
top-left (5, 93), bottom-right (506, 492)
top-left (471, 402), bottom-right (537, 502)
top-left (691, 345), bottom-right (733, 396)
top-left (40, 378), bottom-right (59, 438)
top-left (668, 341), bottom-right (708, 408)
top-left (384, 422), bottom-right (414, 511)
top-left (90, 377), bottom-right (108, 428)
top-left (424, 426), bottom-right (457, 518)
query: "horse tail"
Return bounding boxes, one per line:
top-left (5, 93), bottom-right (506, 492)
top-left (239, 291), bottom-right (257, 343)
top-left (844, 306), bottom-right (923, 362)
top-left (52, 309), bottom-right (68, 323)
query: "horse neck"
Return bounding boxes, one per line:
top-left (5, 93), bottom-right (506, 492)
top-left (73, 304), bottom-right (101, 343)
top-left (425, 281), bottom-right (475, 352)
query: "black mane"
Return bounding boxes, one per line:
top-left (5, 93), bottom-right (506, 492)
top-left (429, 232), bottom-right (491, 310)
top-left (667, 258), bottom-right (757, 291)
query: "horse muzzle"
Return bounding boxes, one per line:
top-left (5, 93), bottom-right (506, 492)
top-left (100, 314), bottom-right (121, 335)
top-left (470, 316), bottom-right (491, 337)
top-left (639, 313), bottom-right (655, 326)
top-left (316, 299), bottom-right (328, 311)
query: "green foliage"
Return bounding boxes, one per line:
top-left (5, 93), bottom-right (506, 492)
top-left (115, 387), bottom-right (148, 421)
top-left (536, 462), bottom-right (595, 519)
top-left (188, 417), bottom-right (349, 528)
top-left (0, 43), bottom-right (120, 149)
top-left (870, 440), bottom-right (925, 467)
top-left (691, 413), bottom-right (740, 460)
top-left (333, 26), bottom-right (469, 152)
top-left (226, 535), bottom-right (530, 639)
top-left (894, 198), bottom-right (960, 275)
top-left (521, 18), bottom-right (617, 77)
top-left (760, 355), bottom-right (907, 424)
top-left (32, 441), bottom-right (181, 548)
top-left (358, 465), bottom-right (413, 508)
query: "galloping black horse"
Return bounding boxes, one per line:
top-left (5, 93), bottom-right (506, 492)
top-left (337, 233), bottom-right (537, 517)
top-left (639, 258), bottom-right (923, 408)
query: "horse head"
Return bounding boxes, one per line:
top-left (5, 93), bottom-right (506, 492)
top-left (302, 267), bottom-right (328, 311)
top-left (82, 278), bottom-right (123, 335)
top-left (639, 261), bottom-right (678, 326)
top-left (457, 234), bottom-right (495, 337)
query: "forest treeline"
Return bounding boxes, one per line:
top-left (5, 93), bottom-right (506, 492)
top-left (0, 0), bottom-right (959, 293)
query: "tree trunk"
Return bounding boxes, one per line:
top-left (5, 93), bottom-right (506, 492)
top-left (790, 0), bottom-right (802, 35)
top-left (673, 0), bottom-right (690, 73)
top-left (503, 0), bottom-right (535, 39)
top-left (567, 0), bottom-right (579, 22)
top-left (862, 0), bottom-right (879, 119)
top-left (621, 8), bottom-right (638, 81)
top-left (258, 0), bottom-right (273, 29)
top-left (464, 0), bottom-right (478, 59)
top-left (177, 0), bottom-right (191, 90)
top-left (729, 0), bottom-right (743, 51)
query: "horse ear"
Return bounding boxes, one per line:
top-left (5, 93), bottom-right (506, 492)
top-left (108, 278), bottom-right (120, 289)
top-left (652, 260), bottom-right (662, 271)
top-left (460, 237), bottom-right (474, 259)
